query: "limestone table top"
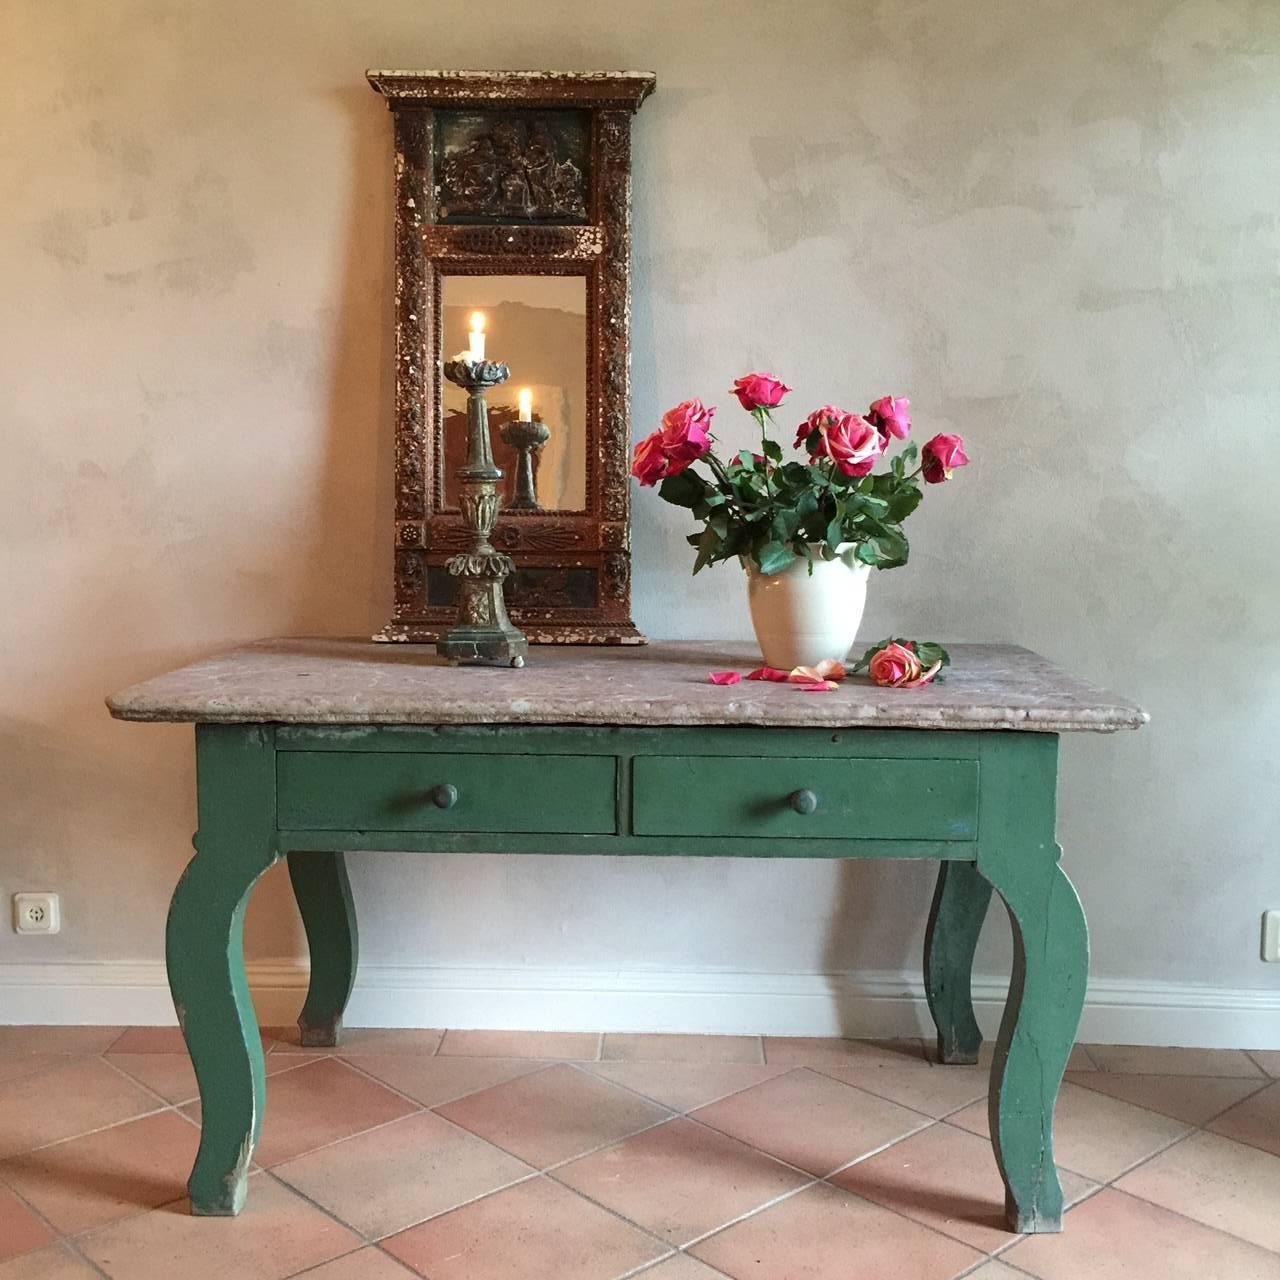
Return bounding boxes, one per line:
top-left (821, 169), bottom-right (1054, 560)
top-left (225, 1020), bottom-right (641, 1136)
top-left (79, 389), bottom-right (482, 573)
top-left (107, 639), bottom-right (1147, 734)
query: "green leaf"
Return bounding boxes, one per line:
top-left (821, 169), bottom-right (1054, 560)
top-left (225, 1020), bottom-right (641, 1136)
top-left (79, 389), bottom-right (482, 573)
top-left (755, 540), bottom-right (795, 575)
top-left (691, 525), bottom-right (722, 575)
top-left (762, 439), bottom-right (783, 463)
top-left (658, 470), bottom-right (709, 508)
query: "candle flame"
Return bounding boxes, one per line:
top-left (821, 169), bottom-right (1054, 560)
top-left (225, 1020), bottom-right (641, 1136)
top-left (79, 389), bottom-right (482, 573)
top-left (518, 388), bottom-right (533, 419)
top-left (469, 312), bottom-right (485, 333)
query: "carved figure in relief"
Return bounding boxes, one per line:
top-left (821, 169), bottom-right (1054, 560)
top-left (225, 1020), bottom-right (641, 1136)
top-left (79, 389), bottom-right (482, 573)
top-left (439, 118), bottom-right (586, 221)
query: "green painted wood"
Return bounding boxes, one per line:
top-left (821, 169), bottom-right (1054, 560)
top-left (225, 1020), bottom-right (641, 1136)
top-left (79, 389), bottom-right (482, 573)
top-left (924, 861), bottom-right (994, 1063)
top-left (275, 723), bottom-right (990, 760)
top-left (277, 751), bottom-right (617, 834)
top-left (975, 733), bottom-right (1088, 1233)
top-left (632, 755), bottom-right (979, 842)
top-left (277, 828), bottom-right (977, 860)
top-left (287, 851), bottom-right (359, 1048)
top-left (167, 724), bottom-right (280, 1216)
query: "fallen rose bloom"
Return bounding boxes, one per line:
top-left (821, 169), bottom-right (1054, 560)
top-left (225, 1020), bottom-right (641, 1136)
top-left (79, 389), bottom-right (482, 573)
top-left (868, 641), bottom-right (923, 687)
top-left (900, 660), bottom-right (943, 688)
top-left (747, 666), bottom-right (791, 682)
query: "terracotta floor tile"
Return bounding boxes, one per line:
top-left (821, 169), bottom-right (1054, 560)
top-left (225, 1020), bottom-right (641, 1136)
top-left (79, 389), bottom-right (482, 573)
top-left (1116, 1129), bottom-right (1280, 1254)
top-left (833, 1120), bottom-right (1095, 1252)
top-left (958, 1265), bottom-right (1026, 1280)
top-left (436, 1063), bottom-right (670, 1168)
top-left (1208, 1080), bottom-right (1280, 1157)
top-left (0, 1059), bottom-right (159, 1159)
top-left (0, 1110), bottom-right (199, 1235)
top-left (948, 1080), bottom-right (1188, 1181)
top-left (691, 1181), bottom-right (983, 1280)
top-left (341, 1056), bottom-right (545, 1109)
top-left (555, 1117), bottom-right (809, 1245)
top-left (437, 1030), bottom-right (600, 1060)
top-left (763, 1036), bottom-right (925, 1070)
top-left (293, 1249), bottom-right (420, 1278)
top-left (108, 1026), bottom-right (276, 1055)
top-left (815, 1052), bottom-right (991, 1120)
top-left (0, 1058), bottom-right (80, 1088)
top-left (0, 1187), bottom-right (55, 1262)
top-left (270, 1028), bottom-right (443, 1056)
top-left (634, 1256), bottom-right (730, 1280)
top-left (600, 1035), bottom-right (763, 1064)
top-left (77, 1173), bottom-right (359, 1280)
top-left (584, 1062), bottom-right (788, 1114)
top-left (1005, 1187), bottom-right (1280, 1279)
top-left (0, 1243), bottom-right (101, 1280)
top-left (1086, 1044), bottom-right (1264, 1077)
top-left (274, 1110), bottom-right (534, 1239)
top-left (1248, 1050), bottom-right (1280, 1077)
top-left (0, 1029), bottom-right (123, 1056)
top-left (184, 1057), bottom-right (419, 1167)
top-left (107, 1049), bottom-right (311, 1106)
top-left (1065, 1069), bottom-right (1268, 1127)
top-left (382, 1175), bottom-right (667, 1280)
top-left (691, 1068), bottom-right (929, 1177)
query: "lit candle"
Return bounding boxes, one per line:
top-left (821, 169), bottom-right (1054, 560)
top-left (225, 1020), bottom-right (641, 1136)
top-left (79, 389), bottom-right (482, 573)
top-left (518, 388), bottom-right (533, 422)
top-left (467, 312), bottom-right (485, 362)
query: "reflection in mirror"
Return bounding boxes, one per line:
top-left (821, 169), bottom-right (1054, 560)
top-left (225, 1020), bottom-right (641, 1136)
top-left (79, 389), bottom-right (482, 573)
top-left (441, 275), bottom-right (587, 512)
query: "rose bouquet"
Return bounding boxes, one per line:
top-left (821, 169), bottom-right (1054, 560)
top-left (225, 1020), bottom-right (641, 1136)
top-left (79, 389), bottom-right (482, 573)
top-left (631, 373), bottom-right (968, 577)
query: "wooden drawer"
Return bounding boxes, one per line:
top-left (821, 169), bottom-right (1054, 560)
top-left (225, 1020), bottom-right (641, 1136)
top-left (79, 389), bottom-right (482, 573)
top-left (278, 751), bottom-right (617, 834)
top-left (631, 755), bottom-right (978, 842)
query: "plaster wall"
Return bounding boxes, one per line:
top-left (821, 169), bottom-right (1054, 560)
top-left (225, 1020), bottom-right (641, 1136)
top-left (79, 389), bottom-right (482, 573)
top-left (1, 0), bottom-right (1277, 1023)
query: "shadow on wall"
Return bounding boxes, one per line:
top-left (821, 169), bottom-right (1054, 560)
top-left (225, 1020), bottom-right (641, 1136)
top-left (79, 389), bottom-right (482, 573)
top-left (241, 83), bottom-right (398, 972)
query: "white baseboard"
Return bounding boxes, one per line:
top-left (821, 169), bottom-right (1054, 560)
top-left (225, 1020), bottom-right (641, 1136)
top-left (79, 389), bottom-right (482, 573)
top-left (1, 961), bottom-right (1277, 1049)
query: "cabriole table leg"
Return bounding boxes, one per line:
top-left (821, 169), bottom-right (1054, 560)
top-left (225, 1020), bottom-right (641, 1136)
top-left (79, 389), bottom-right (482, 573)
top-left (287, 850), bottom-right (359, 1048)
top-left (924, 860), bottom-right (993, 1065)
top-left (167, 725), bottom-right (279, 1216)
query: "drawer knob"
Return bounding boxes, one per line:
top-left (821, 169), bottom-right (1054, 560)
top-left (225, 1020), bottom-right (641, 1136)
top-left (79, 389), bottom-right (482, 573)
top-left (789, 788), bottom-right (819, 815)
top-left (430, 784), bottom-right (458, 810)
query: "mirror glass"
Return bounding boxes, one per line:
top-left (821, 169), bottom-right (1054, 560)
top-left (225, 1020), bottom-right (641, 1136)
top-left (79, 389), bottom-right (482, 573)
top-left (441, 275), bottom-right (588, 513)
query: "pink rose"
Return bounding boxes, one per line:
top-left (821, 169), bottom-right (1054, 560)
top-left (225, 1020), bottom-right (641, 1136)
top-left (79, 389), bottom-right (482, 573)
top-left (731, 372), bottom-right (791, 412)
top-left (868, 642), bottom-right (922, 687)
top-left (632, 399), bottom-right (715, 486)
top-left (659, 398), bottom-right (715, 475)
top-left (868, 396), bottom-right (911, 441)
top-left (921, 433), bottom-right (969, 484)
top-left (798, 406), bottom-right (884, 478)
top-left (868, 641), bottom-right (942, 688)
top-left (630, 431), bottom-right (668, 487)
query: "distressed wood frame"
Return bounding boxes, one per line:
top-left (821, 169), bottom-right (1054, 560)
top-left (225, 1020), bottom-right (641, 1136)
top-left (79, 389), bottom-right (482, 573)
top-left (367, 71), bottom-right (656, 645)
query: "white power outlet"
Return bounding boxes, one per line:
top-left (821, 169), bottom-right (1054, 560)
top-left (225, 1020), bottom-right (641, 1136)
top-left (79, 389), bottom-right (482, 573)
top-left (13, 893), bottom-right (60, 935)
top-left (1264, 911), bottom-right (1280, 963)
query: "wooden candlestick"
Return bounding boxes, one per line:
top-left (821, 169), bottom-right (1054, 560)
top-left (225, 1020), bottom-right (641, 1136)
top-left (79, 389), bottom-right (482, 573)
top-left (438, 359), bottom-right (528, 667)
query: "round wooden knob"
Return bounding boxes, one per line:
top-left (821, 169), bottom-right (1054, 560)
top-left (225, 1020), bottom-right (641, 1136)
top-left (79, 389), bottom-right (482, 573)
top-left (789, 789), bottom-right (819, 815)
top-left (430, 784), bottom-right (459, 810)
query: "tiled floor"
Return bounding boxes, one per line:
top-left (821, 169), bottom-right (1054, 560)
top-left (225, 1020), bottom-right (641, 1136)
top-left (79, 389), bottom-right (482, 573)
top-left (0, 1029), bottom-right (1276, 1279)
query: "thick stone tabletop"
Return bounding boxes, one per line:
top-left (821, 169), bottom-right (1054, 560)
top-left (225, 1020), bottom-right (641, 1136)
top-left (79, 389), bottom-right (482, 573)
top-left (107, 639), bottom-right (1147, 733)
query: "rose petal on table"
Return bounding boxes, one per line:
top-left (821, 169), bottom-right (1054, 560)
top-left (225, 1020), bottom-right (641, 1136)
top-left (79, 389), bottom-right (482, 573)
top-left (708, 671), bottom-right (742, 685)
top-left (788, 665), bottom-right (824, 683)
top-left (746, 666), bottom-right (790, 682)
top-left (899, 660), bottom-right (942, 688)
top-left (814, 658), bottom-right (847, 680)
top-left (796, 679), bottom-right (839, 692)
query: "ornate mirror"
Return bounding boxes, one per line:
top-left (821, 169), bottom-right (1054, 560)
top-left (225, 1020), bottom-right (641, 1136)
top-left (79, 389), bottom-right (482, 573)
top-left (368, 70), bottom-right (655, 645)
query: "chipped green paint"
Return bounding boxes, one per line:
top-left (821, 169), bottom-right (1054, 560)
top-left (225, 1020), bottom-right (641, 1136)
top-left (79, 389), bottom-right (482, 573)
top-left (168, 720), bottom-right (1085, 1231)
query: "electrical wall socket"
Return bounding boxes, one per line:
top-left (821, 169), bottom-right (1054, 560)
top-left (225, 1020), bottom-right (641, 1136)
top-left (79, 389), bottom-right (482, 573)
top-left (1264, 911), bottom-right (1280, 963)
top-left (13, 893), bottom-right (59, 935)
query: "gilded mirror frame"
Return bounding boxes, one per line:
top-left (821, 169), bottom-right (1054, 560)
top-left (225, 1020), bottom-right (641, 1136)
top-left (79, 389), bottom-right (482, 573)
top-left (368, 70), bottom-right (655, 645)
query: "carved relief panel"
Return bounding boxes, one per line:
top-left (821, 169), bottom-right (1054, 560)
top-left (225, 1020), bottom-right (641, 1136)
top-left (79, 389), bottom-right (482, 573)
top-left (368, 70), bottom-right (655, 644)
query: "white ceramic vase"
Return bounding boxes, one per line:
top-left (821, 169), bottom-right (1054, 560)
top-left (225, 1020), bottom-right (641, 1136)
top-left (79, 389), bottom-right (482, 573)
top-left (742, 546), bottom-right (871, 670)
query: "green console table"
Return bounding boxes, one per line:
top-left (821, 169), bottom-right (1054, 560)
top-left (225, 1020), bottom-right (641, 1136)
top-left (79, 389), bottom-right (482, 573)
top-left (107, 639), bottom-right (1145, 1231)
